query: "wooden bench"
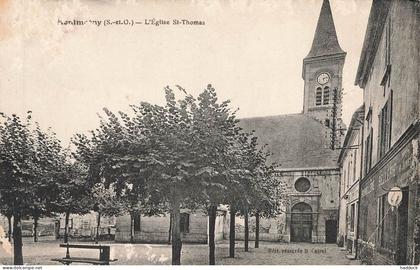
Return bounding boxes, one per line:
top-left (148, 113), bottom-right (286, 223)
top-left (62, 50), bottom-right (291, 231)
top-left (51, 243), bottom-right (118, 265)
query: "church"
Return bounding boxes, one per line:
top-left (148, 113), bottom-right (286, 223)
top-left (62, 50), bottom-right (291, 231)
top-left (235, 0), bottom-right (345, 243)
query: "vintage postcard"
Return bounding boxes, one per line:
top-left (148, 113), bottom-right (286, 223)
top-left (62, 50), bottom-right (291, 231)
top-left (0, 0), bottom-right (419, 268)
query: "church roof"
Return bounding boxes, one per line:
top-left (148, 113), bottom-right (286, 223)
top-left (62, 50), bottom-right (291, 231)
top-left (305, 0), bottom-right (346, 59)
top-left (238, 113), bottom-right (340, 170)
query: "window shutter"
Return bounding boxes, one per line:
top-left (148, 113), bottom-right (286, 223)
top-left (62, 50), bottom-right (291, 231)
top-left (378, 113), bottom-right (382, 158)
top-left (387, 90), bottom-right (393, 150)
top-left (369, 128), bottom-right (373, 170)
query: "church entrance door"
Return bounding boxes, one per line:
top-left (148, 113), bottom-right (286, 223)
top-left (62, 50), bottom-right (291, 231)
top-left (325, 220), bottom-right (337, 243)
top-left (291, 202), bottom-right (312, 242)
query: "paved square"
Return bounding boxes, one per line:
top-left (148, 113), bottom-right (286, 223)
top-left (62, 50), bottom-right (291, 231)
top-left (0, 238), bottom-right (360, 265)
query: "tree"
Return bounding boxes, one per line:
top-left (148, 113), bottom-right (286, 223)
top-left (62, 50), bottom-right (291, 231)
top-left (0, 112), bottom-right (38, 265)
top-left (28, 124), bottom-right (65, 242)
top-left (224, 132), bottom-right (257, 258)
top-left (0, 112), bottom-right (63, 263)
top-left (0, 112), bottom-right (71, 263)
top-left (251, 163), bottom-right (286, 249)
top-left (233, 137), bottom-right (287, 251)
top-left (132, 88), bottom-right (198, 265)
top-left (72, 106), bottom-right (159, 244)
top-left (187, 84), bottom-right (244, 264)
top-left (71, 84), bottom-right (283, 265)
top-left (221, 130), bottom-right (284, 257)
top-left (49, 159), bottom-right (93, 243)
top-left (116, 85), bottom-right (240, 264)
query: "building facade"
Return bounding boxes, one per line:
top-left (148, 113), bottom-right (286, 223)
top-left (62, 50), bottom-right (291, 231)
top-left (236, 0), bottom-right (344, 243)
top-left (115, 210), bottom-right (226, 244)
top-left (0, 213), bottom-right (116, 241)
top-left (354, 0), bottom-right (420, 265)
top-left (338, 105), bottom-right (364, 258)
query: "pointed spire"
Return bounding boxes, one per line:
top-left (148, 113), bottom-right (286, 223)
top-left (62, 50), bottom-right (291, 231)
top-left (305, 0), bottom-right (345, 59)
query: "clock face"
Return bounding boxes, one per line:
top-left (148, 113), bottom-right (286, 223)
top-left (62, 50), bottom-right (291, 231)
top-left (317, 73), bottom-right (330, 85)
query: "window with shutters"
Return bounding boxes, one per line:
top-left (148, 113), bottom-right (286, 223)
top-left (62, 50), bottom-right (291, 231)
top-left (378, 91), bottom-right (393, 158)
top-left (353, 150), bottom-right (357, 183)
top-left (385, 17), bottom-right (391, 67)
top-left (349, 203), bottom-right (355, 232)
top-left (347, 161), bottom-right (351, 187)
top-left (365, 129), bottom-right (373, 174)
top-left (364, 109), bottom-right (373, 175)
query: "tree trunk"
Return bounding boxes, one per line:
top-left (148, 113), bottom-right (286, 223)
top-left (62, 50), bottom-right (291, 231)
top-left (130, 212), bottom-right (134, 243)
top-left (13, 214), bottom-right (23, 265)
top-left (7, 215), bottom-right (12, 242)
top-left (168, 212), bottom-right (172, 245)
top-left (171, 198), bottom-right (182, 265)
top-left (255, 211), bottom-right (260, 248)
top-left (229, 206), bottom-right (235, 258)
top-left (244, 209), bottom-right (249, 252)
top-left (55, 219), bottom-right (60, 240)
top-left (33, 216), bottom-right (38, 242)
top-left (64, 211), bottom-right (70, 243)
top-left (208, 204), bottom-right (217, 265)
top-left (96, 212), bottom-right (101, 244)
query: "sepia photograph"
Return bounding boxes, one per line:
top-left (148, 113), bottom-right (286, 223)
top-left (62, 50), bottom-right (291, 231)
top-left (0, 0), bottom-right (419, 267)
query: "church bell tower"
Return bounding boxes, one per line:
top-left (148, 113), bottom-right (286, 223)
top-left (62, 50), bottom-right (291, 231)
top-left (302, 0), bottom-right (346, 125)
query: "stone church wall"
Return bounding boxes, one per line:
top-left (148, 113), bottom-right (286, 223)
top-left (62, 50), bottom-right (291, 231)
top-left (279, 169), bottom-right (340, 243)
top-left (221, 169), bottom-right (340, 244)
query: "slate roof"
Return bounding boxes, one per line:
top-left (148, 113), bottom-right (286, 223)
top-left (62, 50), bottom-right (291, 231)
top-left (305, 0), bottom-right (346, 59)
top-left (238, 113), bottom-right (340, 170)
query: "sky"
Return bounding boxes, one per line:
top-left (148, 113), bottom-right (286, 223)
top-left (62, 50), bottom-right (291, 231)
top-left (0, 0), bottom-right (372, 146)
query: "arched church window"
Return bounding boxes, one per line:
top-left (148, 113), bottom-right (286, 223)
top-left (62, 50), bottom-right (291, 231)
top-left (292, 202), bottom-right (312, 213)
top-left (323, 86), bottom-right (330, 105)
top-left (315, 87), bottom-right (322, 106)
top-left (294, 177), bottom-right (311, 192)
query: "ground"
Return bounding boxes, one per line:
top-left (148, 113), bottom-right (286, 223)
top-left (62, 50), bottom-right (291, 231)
top-left (0, 237), bottom-right (360, 265)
